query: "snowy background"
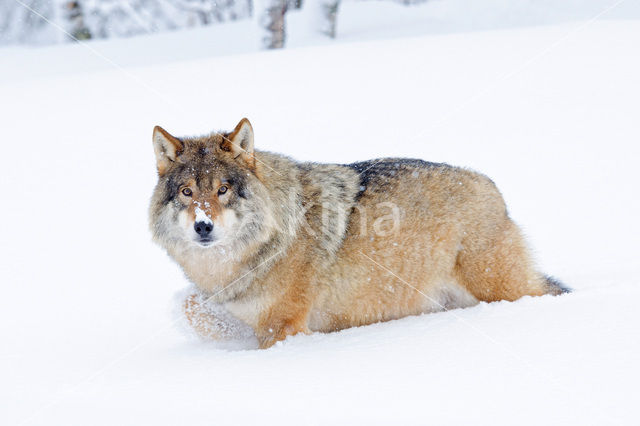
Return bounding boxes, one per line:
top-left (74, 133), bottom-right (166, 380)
top-left (1, 0), bottom-right (640, 424)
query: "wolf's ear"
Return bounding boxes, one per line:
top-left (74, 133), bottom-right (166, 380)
top-left (153, 126), bottom-right (183, 175)
top-left (221, 118), bottom-right (255, 169)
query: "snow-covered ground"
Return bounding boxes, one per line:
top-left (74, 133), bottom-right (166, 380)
top-left (1, 1), bottom-right (639, 424)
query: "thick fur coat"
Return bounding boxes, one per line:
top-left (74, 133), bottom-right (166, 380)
top-left (149, 118), bottom-right (567, 348)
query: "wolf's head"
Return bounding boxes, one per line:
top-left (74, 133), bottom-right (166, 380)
top-left (149, 118), bottom-right (276, 256)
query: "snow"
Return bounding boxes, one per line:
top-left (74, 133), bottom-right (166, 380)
top-left (194, 205), bottom-right (212, 224)
top-left (1, 1), bottom-right (640, 425)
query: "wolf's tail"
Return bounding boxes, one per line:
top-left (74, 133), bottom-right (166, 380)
top-left (545, 275), bottom-right (572, 295)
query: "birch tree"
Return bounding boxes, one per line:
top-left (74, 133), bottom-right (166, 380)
top-left (301, 0), bottom-right (340, 39)
top-left (63, 1), bottom-right (91, 40)
top-left (255, 0), bottom-right (288, 49)
top-left (318, 0), bottom-right (340, 38)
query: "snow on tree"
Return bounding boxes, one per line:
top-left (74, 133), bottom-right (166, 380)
top-left (0, 0), bottom-right (427, 48)
top-left (253, 0), bottom-right (342, 50)
top-left (0, 0), bottom-right (59, 45)
top-left (0, 0), bottom-right (252, 45)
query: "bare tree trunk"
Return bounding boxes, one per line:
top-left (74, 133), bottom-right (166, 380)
top-left (321, 0), bottom-right (339, 38)
top-left (63, 1), bottom-right (91, 41)
top-left (303, 0), bottom-right (340, 39)
top-left (256, 0), bottom-right (288, 49)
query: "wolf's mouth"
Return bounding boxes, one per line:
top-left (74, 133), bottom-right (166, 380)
top-left (195, 238), bottom-right (215, 247)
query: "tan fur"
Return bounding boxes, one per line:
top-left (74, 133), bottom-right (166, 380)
top-left (153, 126), bottom-right (184, 175)
top-left (149, 118), bottom-right (566, 348)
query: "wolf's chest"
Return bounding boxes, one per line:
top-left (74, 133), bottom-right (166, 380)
top-left (174, 247), bottom-right (242, 294)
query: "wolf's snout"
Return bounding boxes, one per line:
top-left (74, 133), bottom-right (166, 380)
top-left (194, 221), bottom-right (213, 238)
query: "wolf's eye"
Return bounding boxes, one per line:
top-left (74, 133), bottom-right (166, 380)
top-left (182, 188), bottom-right (192, 197)
top-left (218, 185), bottom-right (228, 195)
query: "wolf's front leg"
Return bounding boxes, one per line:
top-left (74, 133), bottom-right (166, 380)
top-left (254, 285), bottom-right (313, 349)
top-left (250, 241), bottom-right (319, 348)
top-left (256, 313), bottom-right (311, 349)
top-left (183, 292), bottom-right (255, 341)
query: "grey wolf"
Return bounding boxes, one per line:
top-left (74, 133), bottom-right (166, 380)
top-left (149, 118), bottom-right (568, 348)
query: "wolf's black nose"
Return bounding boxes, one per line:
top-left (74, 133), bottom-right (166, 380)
top-left (194, 221), bottom-right (213, 237)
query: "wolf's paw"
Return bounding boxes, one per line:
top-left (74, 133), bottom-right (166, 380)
top-left (257, 321), bottom-right (311, 349)
top-left (178, 290), bottom-right (255, 342)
